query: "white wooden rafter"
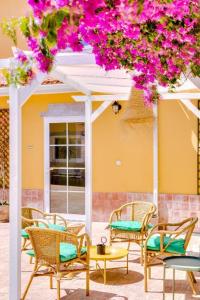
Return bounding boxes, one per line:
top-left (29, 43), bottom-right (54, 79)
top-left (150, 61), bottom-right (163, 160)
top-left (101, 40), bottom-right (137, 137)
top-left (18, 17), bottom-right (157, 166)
top-left (18, 72), bottom-right (46, 106)
top-left (91, 101), bottom-right (111, 122)
top-left (50, 69), bottom-right (91, 95)
top-left (73, 94), bottom-right (129, 102)
top-left (180, 99), bottom-right (200, 119)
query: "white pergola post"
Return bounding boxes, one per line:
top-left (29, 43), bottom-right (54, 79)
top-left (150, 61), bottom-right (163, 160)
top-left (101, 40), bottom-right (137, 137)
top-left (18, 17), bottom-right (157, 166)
top-left (9, 85), bottom-right (22, 300)
top-left (85, 96), bottom-right (92, 235)
top-left (153, 103), bottom-right (158, 206)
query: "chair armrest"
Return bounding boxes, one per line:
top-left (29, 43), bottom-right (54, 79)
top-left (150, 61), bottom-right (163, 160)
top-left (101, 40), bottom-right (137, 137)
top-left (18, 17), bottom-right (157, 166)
top-left (77, 233), bottom-right (91, 258)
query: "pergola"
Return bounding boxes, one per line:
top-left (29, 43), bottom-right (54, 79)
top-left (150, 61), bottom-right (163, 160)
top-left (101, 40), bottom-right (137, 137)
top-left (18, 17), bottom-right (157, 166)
top-left (0, 46), bottom-right (199, 300)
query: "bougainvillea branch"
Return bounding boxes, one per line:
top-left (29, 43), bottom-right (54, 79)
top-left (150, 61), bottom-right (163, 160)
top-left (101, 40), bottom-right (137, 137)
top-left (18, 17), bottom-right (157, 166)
top-left (1, 0), bottom-right (200, 105)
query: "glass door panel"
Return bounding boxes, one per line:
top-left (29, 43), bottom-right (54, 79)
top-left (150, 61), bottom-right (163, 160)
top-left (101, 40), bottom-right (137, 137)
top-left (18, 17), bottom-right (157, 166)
top-left (68, 169), bottom-right (85, 191)
top-left (68, 192), bottom-right (85, 215)
top-left (49, 122), bottom-right (85, 217)
top-left (50, 192), bottom-right (67, 214)
top-left (68, 146), bottom-right (85, 168)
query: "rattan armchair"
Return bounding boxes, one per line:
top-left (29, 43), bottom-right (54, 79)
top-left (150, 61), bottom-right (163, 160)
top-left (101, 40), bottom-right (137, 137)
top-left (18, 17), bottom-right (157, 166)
top-left (22, 227), bottom-right (90, 300)
top-left (21, 207), bottom-right (85, 251)
top-left (143, 217), bottom-right (198, 292)
top-left (109, 202), bottom-right (156, 258)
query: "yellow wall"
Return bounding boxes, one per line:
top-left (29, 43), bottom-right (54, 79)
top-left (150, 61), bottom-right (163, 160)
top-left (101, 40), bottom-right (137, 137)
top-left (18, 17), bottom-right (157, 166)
top-left (158, 100), bottom-right (197, 194)
top-left (0, 93), bottom-right (197, 194)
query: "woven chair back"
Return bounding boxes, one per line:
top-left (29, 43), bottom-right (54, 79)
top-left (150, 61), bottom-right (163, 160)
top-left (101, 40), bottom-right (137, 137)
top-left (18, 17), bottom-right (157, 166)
top-left (21, 208), bottom-right (33, 229)
top-left (119, 201), bottom-right (155, 222)
top-left (26, 227), bottom-right (78, 266)
top-left (179, 217), bottom-right (198, 250)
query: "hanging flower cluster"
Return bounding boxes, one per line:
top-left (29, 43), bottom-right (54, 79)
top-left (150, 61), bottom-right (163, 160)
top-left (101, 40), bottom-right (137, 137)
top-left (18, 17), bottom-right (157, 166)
top-left (2, 0), bottom-right (200, 104)
top-left (2, 49), bottom-right (35, 86)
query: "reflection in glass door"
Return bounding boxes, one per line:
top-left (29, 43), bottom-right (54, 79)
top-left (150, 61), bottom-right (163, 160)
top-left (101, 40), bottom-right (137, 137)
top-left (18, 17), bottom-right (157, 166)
top-left (49, 122), bottom-right (85, 216)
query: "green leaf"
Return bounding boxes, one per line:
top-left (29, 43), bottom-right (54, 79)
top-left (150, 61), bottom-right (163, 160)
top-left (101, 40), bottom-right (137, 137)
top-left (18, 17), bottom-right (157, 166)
top-left (1, 18), bottom-right (19, 45)
top-left (20, 17), bottom-right (31, 38)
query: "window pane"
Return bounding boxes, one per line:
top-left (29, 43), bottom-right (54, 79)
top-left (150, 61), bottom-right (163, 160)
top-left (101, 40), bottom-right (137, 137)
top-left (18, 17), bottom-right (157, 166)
top-left (50, 123), bottom-right (66, 145)
top-left (50, 169), bottom-right (67, 191)
top-left (68, 192), bottom-right (85, 215)
top-left (68, 169), bottom-right (85, 191)
top-left (68, 123), bottom-right (85, 144)
top-left (68, 146), bottom-right (85, 168)
top-left (50, 146), bottom-right (67, 167)
top-left (50, 191), bottom-right (67, 213)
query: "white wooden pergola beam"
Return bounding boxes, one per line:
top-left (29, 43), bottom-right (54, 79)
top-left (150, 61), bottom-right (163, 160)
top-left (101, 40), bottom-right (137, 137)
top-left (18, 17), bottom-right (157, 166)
top-left (161, 93), bottom-right (200, 100)
top-left (55, 52), bottom-right (95, 66)
top-left (9, 85), bottom-right (21, 300)
top-left (180, 99), bottom-right (200, 119)
top-left (56, 66), bottom-right (130, 78)
top-left (85, 95), bottom-right (92, 235)
top-left (67, 75), bottom-right (132, 87)
top-left (85, 84), bottom-right (132, 94)
top-left (153, 104), bottom-right (158, 207)
top-left (0, 84), bottom-right (77, 97)
top-left (92, 101), bottom-right (111, 122)
top-left (50, 70), bottom-right (91, 95)
top-left (73, 94), bottom-right (129, 102)
top-left (18, 72), bottom-right (46, 106)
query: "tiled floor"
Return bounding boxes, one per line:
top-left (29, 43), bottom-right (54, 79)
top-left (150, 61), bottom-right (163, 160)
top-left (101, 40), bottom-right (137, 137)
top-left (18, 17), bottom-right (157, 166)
top-left (0, 222), bottom-right (200, 300)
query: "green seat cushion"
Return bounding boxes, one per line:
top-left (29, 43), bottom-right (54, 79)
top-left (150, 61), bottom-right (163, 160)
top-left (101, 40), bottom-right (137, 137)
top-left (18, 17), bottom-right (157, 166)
top-left (39, 223), bottom-right (66, 232)
top-left (21, 229), bottom-right (29, 239)
top-left (21, 223), bottom-right (66, 239)
top-left (111, 220), bottom-right (152, 232)
top-left (26, 243), bottom-right (87, 262)
top-left (147, 234), bottom-right (186, 254)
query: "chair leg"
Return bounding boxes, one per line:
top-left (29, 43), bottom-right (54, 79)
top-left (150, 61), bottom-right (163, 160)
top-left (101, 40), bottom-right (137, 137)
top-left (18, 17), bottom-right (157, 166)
top-left (189, 271), bottom-right (197, 283)
top-left (50, 275), bottom-right (53, 289)
top-left (30, 256), bottom-right (33, 264)
top-left (21, 272), bottom-right (35, 300)
top-left (144, 251), bottom-right (148, 292)
top-left (21, 238), bottom-right (26, 251)
top-left (56, 279), bottom-right (61, 300)
top-left (148, 267), bottom-right (151, 279)
top-left (187, 272), bottom-right (198, 295)
top-left (140, 243), bottom-right (143, 265)
top-left (86, 268), bottom-right (90, 296)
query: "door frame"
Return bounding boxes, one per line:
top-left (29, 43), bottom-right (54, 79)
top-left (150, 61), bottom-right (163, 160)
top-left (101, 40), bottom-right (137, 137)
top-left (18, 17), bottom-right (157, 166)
top-left (44, 115), bottom-right (86, 221)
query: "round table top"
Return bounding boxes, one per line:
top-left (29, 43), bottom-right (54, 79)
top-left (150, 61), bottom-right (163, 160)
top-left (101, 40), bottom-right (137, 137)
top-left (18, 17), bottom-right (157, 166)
top-left (90, 246), bottom-right (128, 261)
top-left (163, 256), bottom-right (200, 271)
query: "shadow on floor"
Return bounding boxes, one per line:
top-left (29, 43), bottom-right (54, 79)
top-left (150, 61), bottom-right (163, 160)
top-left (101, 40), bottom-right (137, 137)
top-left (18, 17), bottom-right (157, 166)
top-left (90, 269), bottom-right (143, 285)
top-left (61, 289), bottom-right (128, 299)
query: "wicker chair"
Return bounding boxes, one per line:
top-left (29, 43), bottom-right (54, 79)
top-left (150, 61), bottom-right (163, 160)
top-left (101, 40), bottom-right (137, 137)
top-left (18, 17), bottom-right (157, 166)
top-left (22, 227), bottom-right (90, 300)
top-left (109, 202), bottom-right (156, 259)
top-left (143, 217), bottom-right (198, 292)
top-left (21, 207), bottom-right (85, 251)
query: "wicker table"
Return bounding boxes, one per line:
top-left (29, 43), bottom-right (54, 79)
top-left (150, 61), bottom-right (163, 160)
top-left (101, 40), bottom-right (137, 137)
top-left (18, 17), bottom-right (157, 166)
top-left (163, 256), bottom-right (200, 300)
top-left (90, 246), bottom-right (128, 284)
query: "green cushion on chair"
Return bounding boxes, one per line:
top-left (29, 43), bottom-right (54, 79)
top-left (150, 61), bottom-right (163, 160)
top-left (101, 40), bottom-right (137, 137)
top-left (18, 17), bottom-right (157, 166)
top-left (21, 223), bottom-right (66, 239)
top-left (111, 220), bottom-right (152, 232)
top-left (21, 229), bottom-right (29, 239)
top-left (39, 223), bottom-right (66, 231)
top-left (26, 243), bottom-right (87, 262)
top-left (147, 234), bottom-right (186, 254)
